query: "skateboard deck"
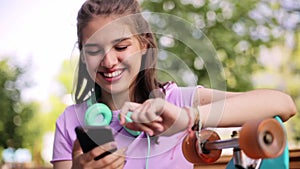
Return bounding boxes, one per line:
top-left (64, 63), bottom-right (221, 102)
top-left (182, 116), bottom-right (288, 169)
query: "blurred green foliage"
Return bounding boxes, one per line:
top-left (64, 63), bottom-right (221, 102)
top-left (41, 59), bottom-right (77, 132)
top-left (141, 0), bottom-right (300, 143)
top-left (0, 59), bottom-right (44, 163)
top-left (141, 0), bottom-right (297, 90)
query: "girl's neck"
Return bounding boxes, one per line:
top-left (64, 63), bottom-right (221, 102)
top-left (99, 90), bottom-right (130, 111)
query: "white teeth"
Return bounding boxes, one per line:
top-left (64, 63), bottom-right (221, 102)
top-left (103, 70), bottom-right (122, 78)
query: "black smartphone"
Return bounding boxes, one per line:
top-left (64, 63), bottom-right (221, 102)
top-left (75, 126), bottom-right (117, 160)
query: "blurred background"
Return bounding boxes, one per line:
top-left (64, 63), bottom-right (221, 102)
top-left (0, 0), bottom-right (299, 168)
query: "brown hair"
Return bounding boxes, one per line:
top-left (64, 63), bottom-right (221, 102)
top-left (73, 0), bottom-right (165, 104)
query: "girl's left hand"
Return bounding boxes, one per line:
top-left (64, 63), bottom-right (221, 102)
top-left (119, 98), bottom-right (189, 136)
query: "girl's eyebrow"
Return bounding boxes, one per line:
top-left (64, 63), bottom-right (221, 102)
top-left (84, 37), bottom-right (131, 47)
top-left (84, 43), bottom-right (99, 48)
top-left (112, 37), bottom-right (131, 45)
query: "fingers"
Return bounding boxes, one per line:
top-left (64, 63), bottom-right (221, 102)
top-left (99, 148), bottom-right (126, 168)
top-left (72, 139), bottom-right (83, 158)
top-left (94, 148), bottom-right (127, 169)
top-left (119, 102), bottom-right (140, 124)
top-left (120, 99), bottom-right (163, 124)
top-left (91, 142), bottom-right (117, 161)
top-left (75, 141), bottom-right (127, 169)
top-left (90, 141), bottom-right (118, 159)
top-left (125, 122), bottom-right (164, 136)
top-left (132, 101), bottom-right (163, 123)
top-left (119, 99), bottom-right (167, 136)
top-left (77, 141), bottom-right (116, 164)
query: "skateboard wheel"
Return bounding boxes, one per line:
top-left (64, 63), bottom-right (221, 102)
top-left (182, 131), bottom-right (202, 164)
top-left (239, 118), bottom-right (286, 159)
top-left (182, 129), bottom-right (222, 164)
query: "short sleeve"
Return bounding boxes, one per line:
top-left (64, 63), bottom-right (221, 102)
top-left (164, 82), bottom-right (202, 107)
top-left (51, 111), bottom-right (73, 163)
top-left (51, 103), bottom-right (86, 163)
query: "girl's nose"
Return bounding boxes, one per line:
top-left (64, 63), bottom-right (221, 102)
top-left (100, 49), bottom-right (118, 68)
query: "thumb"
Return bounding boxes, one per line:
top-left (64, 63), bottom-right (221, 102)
top-left (72, 139), bottom-right (83, 158)
top-left (124, 122), bottom-right (141, 131)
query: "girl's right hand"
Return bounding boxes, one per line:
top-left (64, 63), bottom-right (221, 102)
top-left (72, 139), bottom-right (127, 169)
top-left (119, 98), bottom-right (190, 136)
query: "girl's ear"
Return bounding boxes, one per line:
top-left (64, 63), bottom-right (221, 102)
top-left (141, 42), bottom-right (148, 55)
top-left (80, 52), bottom-right (86, 63)
top-left (139, 34), bottom-right (149, 55)
top-left (142, 48), bottom-right (147, 55)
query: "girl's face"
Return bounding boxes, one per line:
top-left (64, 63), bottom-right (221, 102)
top-left (82, 16), bottom-right (146, 96)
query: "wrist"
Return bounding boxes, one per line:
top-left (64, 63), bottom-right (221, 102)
top-left (183, 107), bottom-right (194, 131)
top-left (184, 106), bottom-right (202, 132)
top-left (192, 106), bottom-right (202, 131)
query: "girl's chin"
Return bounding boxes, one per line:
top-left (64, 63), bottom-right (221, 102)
top-left (102, 88), bottom-right (129, 95)
top-left (97, 81), bottom-right (130, 93)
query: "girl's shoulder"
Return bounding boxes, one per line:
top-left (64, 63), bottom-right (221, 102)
top-left (56, 102), bottom-right (87, 126)
top-left (162, 81), bottom-right (200, 106)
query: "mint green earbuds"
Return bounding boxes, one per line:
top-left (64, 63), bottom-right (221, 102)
top-left (84, 98), bottom-right (141, 136)
top-left (119, 111), bottom-right (141, 136)
top-left (85, 103), bottom-right (112, 126)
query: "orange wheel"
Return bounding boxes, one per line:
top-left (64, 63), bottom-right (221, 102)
top-left (182, 131), bottom-right (202, 164)
top-left (197, 130), bottom-right (222, 164)
top-left (239, 118), bottom-right (286, 159)
top-left (182, 129), bottom-right (222, 164)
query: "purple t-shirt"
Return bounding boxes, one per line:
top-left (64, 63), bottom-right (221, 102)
top-left (51, 82), bottom-right (199, 169)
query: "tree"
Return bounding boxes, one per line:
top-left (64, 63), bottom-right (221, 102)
top-left (140, 0), bottom-right (300, 143)
top-left (287, 31), bottom-right (300, 143)
top-left (141, 0), bottom-right (299, 89)
top-left (0, 58), bottom-right (43, 163)
top-left (41, 59), bottom-right (76, 132)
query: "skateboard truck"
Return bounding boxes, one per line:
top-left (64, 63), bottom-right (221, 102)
top-left (182, 118), bottom-right (286, 169)
top-left (231, 131), bottom-right (262, 169)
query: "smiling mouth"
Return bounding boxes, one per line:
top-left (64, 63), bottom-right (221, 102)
top-left (100, 70), bottom-right (123, 78)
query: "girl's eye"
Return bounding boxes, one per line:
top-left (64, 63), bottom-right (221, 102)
top-left (83, 45), bottom-right (104, 56)
top-left (115, 46), bottom-right (128, 51)
top-left (85, 50), bottom-right (103, 56)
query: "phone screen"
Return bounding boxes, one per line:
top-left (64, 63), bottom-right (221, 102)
top-left (75, 126), bottom-right (116, 158)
